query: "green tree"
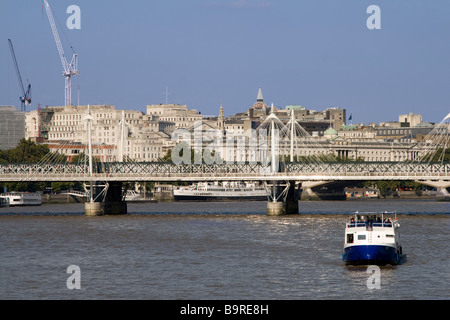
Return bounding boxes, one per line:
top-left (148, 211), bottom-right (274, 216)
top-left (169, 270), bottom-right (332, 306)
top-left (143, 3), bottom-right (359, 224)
top-left (1, 138), bottom-right (50, 163)
top-left (0, 139), bottom-right (59, 192)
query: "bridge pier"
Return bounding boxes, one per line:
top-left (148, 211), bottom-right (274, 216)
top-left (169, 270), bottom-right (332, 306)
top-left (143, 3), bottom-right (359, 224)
top-left (85, 202), bottom-right (102, 216)
top-left (267, 201), bottom-right (285, 216)
top-left (84, 181), bottom-right (127, 216)
top-left (266, 181), bottom-right (300, 216)
top-left (103, 181), bottom-right (128, 215)
top-left (285, 181), bottom-right (300, 215)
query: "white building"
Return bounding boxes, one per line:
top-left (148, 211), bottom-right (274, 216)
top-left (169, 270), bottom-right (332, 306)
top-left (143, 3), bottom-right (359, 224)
top-left (25, 105), bottom-right (171, 162)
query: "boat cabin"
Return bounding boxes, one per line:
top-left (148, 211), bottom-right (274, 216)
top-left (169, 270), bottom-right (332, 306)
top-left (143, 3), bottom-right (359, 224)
top-left (345, 212), bottom-right (400, 246)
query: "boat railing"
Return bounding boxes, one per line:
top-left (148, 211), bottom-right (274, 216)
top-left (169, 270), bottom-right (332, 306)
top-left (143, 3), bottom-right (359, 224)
top-left (346, 221), bottom-right (393, 228)
top-left (346, 211), bottom-right (396, 229)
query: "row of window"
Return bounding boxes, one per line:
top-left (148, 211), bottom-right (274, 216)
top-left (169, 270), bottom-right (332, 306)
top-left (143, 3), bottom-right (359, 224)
top-left (54, 114), bottom-right (83, 120)
top-left (379, 129), bottom-right (413, 135)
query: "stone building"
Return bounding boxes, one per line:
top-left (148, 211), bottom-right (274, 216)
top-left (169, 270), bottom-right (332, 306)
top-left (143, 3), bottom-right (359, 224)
top-left (146, 104), bottom-right (202, 135)
top-left (25, 105), bottom-right (170, 162)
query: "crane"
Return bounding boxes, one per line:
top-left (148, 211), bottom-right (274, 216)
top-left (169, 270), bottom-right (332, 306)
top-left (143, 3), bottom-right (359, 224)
top-left (8, 39), bottom-right (31, 112)
top-left (43, 0), bottom-right (79, 106)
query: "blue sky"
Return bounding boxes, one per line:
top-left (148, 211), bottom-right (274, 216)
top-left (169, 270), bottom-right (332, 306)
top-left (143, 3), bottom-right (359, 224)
top-left (1, 0), bottom-right (449, 125)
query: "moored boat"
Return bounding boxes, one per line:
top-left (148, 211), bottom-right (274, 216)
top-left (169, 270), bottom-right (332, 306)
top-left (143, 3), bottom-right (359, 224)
top-left (0, 192), bottom-right (42, 207)
top-left (342, 212), bottom-right (402, 265)
top-left (173, 181), bottom-right (267, 201)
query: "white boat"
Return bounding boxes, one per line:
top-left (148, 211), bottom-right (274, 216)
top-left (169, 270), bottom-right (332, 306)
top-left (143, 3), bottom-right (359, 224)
top-left (173, 181), bottom-right (267, 201)
top-left (0, 192), bottom-right (42, 207)
top-left (342, 212), bottom-right (402, 265)
top-left (124, 190), bottom-right (156, 203)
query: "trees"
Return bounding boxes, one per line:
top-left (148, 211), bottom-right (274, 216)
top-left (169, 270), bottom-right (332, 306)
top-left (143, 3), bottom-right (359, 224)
top-left (0, 138), bottom-right (49, 163)
top-left (0, 139), bottom-right (81, 193)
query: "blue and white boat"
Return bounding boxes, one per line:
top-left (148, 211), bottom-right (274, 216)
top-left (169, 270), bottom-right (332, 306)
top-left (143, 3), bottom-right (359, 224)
top-left (342, 212), bottom-right (402, 265)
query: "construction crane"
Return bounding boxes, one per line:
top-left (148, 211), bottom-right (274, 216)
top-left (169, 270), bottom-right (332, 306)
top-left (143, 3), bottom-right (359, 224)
top-left (43, 0), bottom-right (79, 106)
top-left (8, 39), bottom-right (31, 112)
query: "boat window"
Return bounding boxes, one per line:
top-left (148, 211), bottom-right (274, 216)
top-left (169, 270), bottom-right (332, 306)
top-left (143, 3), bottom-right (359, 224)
top-left (347, 234), bottom-right (353, 244)
top-left (358, 235), bottom-right (366, 240)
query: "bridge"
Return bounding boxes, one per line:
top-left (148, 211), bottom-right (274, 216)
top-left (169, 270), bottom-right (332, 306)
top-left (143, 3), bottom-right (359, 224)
top-left (1, 109), bottom-right (448, 216)
top-left (0, 162), bottom-right (449, 183)
top-left (1, 161), bottom-right (449, 215)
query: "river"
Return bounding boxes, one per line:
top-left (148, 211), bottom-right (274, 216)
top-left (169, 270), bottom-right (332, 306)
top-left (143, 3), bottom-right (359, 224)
top-left (0, 199), bottom-right (448, 300)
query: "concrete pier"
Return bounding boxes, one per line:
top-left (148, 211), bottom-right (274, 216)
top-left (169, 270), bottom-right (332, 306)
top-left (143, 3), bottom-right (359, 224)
top-left (285, 181), bottom-right (300, 215)
top-left (85, 202), bottom-right (103, 216)
top-left (103, 181), bottom-right (127, 215)
top-left (266, 180), bottom-right (300, 216)
top-left (267, 201), bottom-right (285, 216)
top-left (84, 181), bottom-right (127, 216)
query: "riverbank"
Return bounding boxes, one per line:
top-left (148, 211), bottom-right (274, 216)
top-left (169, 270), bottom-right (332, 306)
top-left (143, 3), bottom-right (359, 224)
top-left (301, 189), bottom-right (448, 201)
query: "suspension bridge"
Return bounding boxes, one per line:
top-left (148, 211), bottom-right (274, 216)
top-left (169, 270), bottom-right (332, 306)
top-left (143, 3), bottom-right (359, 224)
top-left (1, 108), bottom-right (449, 215)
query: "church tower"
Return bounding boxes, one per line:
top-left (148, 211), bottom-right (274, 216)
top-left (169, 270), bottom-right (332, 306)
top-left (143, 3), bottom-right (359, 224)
top-left (251, 87), bottom-right (269, 111)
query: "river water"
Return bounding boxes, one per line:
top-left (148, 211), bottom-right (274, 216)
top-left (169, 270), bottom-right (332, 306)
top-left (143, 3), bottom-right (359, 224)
top-left (0, 200), bottom-right (448, 300)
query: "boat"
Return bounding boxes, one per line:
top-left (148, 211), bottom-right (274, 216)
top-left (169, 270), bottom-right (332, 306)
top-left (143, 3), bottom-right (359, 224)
top-left (342, 212), bottom-right (402, 265)
top-left (344, 187), bottom-right (380, 200)
top-left (0, 192), bottom-right (42, 207)
top-left (124, 190), bottom-right (157, 203)
top-left (173, 181), bottom-right (267, 201)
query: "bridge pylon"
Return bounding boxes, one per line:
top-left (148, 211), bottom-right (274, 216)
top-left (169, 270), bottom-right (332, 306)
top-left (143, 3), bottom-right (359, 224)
top-left (83, 106), bottom-right (127, 216)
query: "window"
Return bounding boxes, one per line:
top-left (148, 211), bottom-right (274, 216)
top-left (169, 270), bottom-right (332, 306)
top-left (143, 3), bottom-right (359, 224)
top-left (358, 235), bottom-right (366, 240)
top-left (347, 234), bottom-right (354, 244)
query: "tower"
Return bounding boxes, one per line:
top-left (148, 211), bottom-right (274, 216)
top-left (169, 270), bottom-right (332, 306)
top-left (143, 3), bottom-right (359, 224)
top-left (251, 87), bottom-right (269, 111)
top-left (257, 87), bottom-right (264, 102)
top-left (218, 104), bottom-right (225, 132)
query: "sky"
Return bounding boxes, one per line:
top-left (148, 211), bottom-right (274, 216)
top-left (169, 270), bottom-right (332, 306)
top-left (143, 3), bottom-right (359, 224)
top-left (1, 0), bottom-right (450, 125)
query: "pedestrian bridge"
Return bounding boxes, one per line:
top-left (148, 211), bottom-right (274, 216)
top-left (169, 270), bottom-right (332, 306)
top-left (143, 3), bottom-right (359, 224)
top-left (1, 162), bottom-right (449, 186)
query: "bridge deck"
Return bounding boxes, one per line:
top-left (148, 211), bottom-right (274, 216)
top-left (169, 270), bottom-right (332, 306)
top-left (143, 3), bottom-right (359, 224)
top-left (0, 162), bottom-right (449, 183)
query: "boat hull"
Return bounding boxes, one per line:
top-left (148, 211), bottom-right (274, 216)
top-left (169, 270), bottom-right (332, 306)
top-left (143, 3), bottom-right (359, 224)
top-left (173, 194), bottom-right (267, 201)
top-left (343, 245), bottom-right (400, 265)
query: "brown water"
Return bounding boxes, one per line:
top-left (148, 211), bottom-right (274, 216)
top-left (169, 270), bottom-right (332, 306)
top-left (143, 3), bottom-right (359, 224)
top-left (0, 200), bottom-right (448, 300)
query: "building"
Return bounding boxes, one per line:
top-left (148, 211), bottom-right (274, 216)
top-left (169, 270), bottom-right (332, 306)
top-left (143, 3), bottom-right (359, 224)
top-left (231, 88), bottom-right (347, 135)
top-left (146, 104), bottom-right (202, 135)
top-left (0, 106), bottom-right (25, 150)
top-left (25, 105), bottom-right (171, 162)
top-left (21, 89), bottom-right (441, 165)
top-left (399, 113), bottom-right (423, 127)
top-left (376, 113), bottom-right (433, 141)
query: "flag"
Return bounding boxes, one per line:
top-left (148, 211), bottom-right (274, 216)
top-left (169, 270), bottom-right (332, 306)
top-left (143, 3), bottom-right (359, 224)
top-left (349, 114), bottom-right (352, 121)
